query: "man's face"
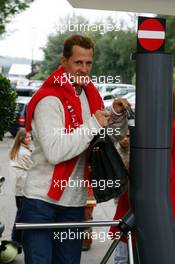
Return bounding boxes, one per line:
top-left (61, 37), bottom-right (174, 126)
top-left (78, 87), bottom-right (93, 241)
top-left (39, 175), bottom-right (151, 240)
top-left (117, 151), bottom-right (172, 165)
top-left (62, 45), bottom-right (93, 86)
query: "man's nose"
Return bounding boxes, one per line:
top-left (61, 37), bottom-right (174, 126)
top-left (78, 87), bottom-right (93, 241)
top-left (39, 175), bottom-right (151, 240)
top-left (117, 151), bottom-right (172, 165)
top-left (79, 63), bottom-right (88, 74)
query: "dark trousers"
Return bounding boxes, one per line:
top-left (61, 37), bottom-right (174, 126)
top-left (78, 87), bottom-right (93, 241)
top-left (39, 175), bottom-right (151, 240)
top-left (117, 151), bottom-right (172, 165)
top-left (21, 197), bottom-right (84, 264)
top-left (83, 206), bottom-right (94, 248)
top-left (11, 196), bottom-right (23, 244)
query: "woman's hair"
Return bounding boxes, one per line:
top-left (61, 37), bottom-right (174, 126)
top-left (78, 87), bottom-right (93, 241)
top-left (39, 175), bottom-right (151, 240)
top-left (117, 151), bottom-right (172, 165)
top-left (9, 128), bottom-right (29, 160)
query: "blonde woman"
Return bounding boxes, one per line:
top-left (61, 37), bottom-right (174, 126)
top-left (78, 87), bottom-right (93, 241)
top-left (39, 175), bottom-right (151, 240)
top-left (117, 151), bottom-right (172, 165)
top-left (9, 128), bottom-right (32, 244)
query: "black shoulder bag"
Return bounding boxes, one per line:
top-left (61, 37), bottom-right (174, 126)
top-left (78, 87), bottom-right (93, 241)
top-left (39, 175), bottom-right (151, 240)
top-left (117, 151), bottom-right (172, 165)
top-left (88, 134), bottom-right (128, 203)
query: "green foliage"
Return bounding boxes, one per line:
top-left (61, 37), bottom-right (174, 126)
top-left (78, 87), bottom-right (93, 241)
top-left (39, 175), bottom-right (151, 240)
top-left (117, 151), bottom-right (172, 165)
top-left (39, 15), bottom-right (91, 79)
top-left (0, 0), bottom-right (34, 34)
top-left (0, 74), bottom-right (17, 140)
top-left (34, 15), bottom-right (175, 85)
top-left (37, 15), bottom-right (136, 83)
top-left (39, 32), bottom-right (70, 79)
top-left (92, 30), bottom-right (136, 83)
top-left (163, 16), bottom-right (175, 86)
top-left (165, 16), bottom-right (175, 55)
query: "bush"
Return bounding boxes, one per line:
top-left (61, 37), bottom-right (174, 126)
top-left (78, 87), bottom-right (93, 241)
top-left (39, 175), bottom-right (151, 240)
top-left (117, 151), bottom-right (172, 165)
top-left (0, 74), bottom-right (17, 140)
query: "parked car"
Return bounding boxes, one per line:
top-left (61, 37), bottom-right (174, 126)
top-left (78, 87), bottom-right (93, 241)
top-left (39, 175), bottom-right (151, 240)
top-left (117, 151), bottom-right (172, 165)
top-left (112, 84), bottom-right (135, 92)
top-left (122, 91), bottom-right (135, 99)
top-left (95, 83), bottom-right (106, 95)
top-left (105, 84), bottom-right (121, 93)
top-left (95, 83), bottom-right (119, 95)
top-left (122, 92), bottom-right (136, 112)
top-left (28, 80), bottom-right (44, 91)
top-left (111, 88), bottom-right (128, 98)
top-left (111, 85), bottom-right (136, 98)
top-left (9, 96), bottom-right (32, 137)
top-left (15, 79), bottom-right (43, 97)
top-left (102, 93), bottom-right (115, 110)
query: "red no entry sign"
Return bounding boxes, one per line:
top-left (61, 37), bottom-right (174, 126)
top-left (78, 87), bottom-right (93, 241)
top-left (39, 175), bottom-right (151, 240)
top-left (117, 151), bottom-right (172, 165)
top-left (137, 17), bottom-right (166, 52)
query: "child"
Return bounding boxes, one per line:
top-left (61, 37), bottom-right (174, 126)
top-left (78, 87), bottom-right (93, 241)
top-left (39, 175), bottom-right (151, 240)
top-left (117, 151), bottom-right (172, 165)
top-left (9, 128), bottom-right (32, 244)
top-left (113, 131), bottom-right (132, 264)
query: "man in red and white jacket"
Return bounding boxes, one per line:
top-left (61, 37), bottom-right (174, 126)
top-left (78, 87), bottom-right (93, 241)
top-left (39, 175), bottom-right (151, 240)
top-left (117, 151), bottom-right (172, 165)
top-left (21, 34), bottom-right (129, 264)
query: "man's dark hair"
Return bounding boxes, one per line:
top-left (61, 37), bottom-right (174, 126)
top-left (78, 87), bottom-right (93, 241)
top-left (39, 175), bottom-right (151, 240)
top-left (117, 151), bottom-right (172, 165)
top-left (63, 35), bottom-right (94, 59)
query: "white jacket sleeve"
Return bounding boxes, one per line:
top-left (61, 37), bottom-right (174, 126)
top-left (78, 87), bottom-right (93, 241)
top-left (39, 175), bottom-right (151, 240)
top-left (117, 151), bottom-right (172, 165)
top-left (16, 152), bottom-right (33, 170)
top-left (33, 96), bottom-right (101, 165)
top-left (11, 147), bottom-right (33, 171)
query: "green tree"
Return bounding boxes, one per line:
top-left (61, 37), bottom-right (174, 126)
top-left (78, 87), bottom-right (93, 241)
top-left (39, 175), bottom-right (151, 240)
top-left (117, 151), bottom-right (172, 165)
top-left (0, 0), bottom-right (34, 34)
top-left (0, 1), bottom-right (33, 140)
top-left (37, 32), bottom-right (69, 79)
top-left (0, 74), bottom-right (17, 140)
top-left (37, 15), bottom-right (91, 79)
top-left (36, 15), bottom-right (136, 83)
top-left (161, 16), bottom-right (175, 86)
top-left (92, 29), bottom-right (136, 83)
top-left (165, 16), bottom-right (175, 57)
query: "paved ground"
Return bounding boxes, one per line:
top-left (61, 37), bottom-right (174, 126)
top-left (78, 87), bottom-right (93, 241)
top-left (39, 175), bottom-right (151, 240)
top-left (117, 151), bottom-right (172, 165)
top-left (0, 133), bottom-right (117, 264)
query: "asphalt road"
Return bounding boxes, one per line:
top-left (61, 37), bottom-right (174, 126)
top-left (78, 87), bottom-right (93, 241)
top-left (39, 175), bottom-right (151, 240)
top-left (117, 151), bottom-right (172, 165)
top-left (0, 133), bottom-right (116, 264)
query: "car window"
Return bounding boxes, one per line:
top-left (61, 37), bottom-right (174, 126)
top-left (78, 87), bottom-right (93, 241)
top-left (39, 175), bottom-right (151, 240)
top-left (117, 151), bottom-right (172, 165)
top-left (16, 90), bottom-right (33, 97)
top-left (103, 95), bottom-right (114, 100)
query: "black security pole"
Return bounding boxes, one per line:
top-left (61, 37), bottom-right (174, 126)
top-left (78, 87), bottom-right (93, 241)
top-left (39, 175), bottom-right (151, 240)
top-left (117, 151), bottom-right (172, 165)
top-left (130, 52), bottom-right (175, 263)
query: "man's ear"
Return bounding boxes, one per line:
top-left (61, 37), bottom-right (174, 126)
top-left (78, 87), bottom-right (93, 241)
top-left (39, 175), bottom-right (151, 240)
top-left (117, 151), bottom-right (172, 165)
top-left (61, 56), bottom-right (67, 66)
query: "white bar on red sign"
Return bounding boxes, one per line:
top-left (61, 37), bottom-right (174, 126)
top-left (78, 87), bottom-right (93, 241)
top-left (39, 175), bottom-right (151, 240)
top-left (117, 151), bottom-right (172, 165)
top-left (138, 30), bottom-right (165, 39)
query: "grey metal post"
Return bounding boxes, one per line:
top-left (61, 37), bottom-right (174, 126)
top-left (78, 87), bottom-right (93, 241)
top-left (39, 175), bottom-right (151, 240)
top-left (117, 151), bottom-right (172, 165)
top-left (130, 53), bottom-right (175, 263)
top-left (16, 220), bottom-right (120, 229)
top-left (127, 231), bottom-right (134, 264)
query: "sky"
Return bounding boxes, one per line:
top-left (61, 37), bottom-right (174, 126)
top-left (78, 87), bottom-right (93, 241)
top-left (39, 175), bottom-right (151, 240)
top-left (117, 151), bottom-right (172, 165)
top-left (0, 0), bottom-right (148, 60)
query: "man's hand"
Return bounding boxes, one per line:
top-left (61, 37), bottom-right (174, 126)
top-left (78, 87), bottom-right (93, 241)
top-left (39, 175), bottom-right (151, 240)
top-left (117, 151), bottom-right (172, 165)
top-left (112, 98), bottom-right (131, 113)
top-left (94, 110), bottom-right (110, 127)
